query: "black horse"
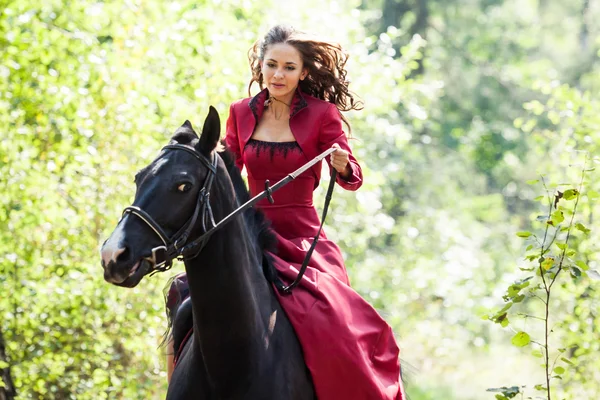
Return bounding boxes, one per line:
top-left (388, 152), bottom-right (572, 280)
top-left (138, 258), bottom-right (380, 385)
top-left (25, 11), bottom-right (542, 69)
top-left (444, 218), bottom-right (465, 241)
top-left (100, 107), bottom-right (315, 399)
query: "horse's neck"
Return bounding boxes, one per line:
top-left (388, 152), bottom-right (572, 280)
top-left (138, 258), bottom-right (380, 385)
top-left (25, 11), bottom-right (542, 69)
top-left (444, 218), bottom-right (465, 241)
top-left (183, 204), bottom-right (274, 392)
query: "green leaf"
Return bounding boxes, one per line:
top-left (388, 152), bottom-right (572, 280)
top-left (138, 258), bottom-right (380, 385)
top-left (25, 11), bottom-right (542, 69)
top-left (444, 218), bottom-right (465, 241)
top-left (519, 266), bottom-right (535, 272)
top-left (517, 231), bottom-right (532, 238)
top-left (487, 386), bottom-right (521, 398)
top-left (513, 294), bottom-right (525, 303)
top-left (554, 366), bottom-right (565, 374)
top-left (588, 190), bottom-right (599, 200)
top-left (555, 242), bottom-right (568, 251)
top-left (526, 179), bottom-right (539, 185)
top-left (570, 267), bottom-right (582, 279)
top-left (563, 189), bottom-right (578, 200)
top-left (534, 384), bottom-right (547, 391)
top-left (511, 331), bottom-right (531, 347)
top-left (576, 260), bottom-right (589, 271)
top-left (575, 222), bottom-right (591, 234)
top-left (532, 349), bottom-right (544, 358)
top-left (541, 257), bottom-right (555, 270)
top-left (561, 357), bottom-right (575, 365)
top-left (499, 302), bottom-right (513, 314)
top-left (551, 210), bottom-right (564, 224)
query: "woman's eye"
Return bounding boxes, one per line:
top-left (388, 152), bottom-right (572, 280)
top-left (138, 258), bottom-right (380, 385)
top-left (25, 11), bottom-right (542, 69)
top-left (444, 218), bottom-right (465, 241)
top-left (267, 63), bottom-right (276, 68)
top-left (286, 66), bottom-right (295, 71)
top-left (178, 183), bottom-right (192, 192)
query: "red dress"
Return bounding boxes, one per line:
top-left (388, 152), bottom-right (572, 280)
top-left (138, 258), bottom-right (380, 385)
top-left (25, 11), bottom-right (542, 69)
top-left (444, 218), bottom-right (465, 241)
top-left (225, 88), bottom-right (405, 400)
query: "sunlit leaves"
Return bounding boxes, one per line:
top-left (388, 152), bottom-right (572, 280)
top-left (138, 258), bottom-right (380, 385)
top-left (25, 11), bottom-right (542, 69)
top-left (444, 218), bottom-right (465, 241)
top-left (486, 386), bottom-right (521, 399)
top-left (563, 189), bottom-right (579, 201)
top-left (511, 332), bottom-right (531, 347)
top-left (550, 210), bottom-right (564, 225)
top-left (2, 0), bottom-right (599, 399)
top-left (575, 223), bottom-right (591, 235)
top-left (0, 0), bottom-right (269, 397)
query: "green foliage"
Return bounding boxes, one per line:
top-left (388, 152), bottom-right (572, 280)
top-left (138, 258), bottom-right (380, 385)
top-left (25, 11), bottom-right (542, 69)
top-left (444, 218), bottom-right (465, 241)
top-left (486, 386), bottom-right (522, 400)
top-left (485, 81), bottom-right (599, 398)
top-left (1, 0), bottom-right (599, 399)
top-left (0, 0), bottom-right (265, 397)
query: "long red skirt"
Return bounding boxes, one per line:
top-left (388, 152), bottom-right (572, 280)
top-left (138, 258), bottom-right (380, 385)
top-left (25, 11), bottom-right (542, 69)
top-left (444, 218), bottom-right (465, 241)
top-left (268, 228), bottom-right (404, 400)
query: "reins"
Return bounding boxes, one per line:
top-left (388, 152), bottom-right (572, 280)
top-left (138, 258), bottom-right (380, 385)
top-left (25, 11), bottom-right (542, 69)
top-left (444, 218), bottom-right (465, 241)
top-left (124, 145), bottom-right (338, 294)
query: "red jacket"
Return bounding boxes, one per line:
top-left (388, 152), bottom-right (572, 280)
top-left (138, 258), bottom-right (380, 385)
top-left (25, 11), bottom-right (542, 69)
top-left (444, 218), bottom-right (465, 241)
top-left (225, 87), bottom-right (363, 191)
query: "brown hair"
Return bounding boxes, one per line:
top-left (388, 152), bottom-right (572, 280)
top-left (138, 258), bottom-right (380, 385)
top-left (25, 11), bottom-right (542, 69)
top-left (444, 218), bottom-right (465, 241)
top-left (247, 25), bottom-right (363, 134)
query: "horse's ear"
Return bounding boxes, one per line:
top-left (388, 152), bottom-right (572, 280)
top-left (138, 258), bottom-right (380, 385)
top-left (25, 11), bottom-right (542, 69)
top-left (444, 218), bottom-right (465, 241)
top-left (197, 106), bottom-right (221, 155)
top-left (170, 120), bottom-right (198, 145)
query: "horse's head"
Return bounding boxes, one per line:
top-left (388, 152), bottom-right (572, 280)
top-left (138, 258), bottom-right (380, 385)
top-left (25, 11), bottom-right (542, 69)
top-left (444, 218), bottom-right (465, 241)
top-left (100, 107), bottom-right (221, 288)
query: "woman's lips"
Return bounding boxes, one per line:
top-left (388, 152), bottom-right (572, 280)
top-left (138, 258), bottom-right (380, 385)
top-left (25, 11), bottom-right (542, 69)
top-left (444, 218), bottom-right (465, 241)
top-left (271, 83), bottom-right (285, 88)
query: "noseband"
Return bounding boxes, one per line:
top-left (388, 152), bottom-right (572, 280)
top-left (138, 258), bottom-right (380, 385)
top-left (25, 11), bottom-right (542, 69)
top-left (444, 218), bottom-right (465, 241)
top-left (122, 144), bottom-right (218, 274)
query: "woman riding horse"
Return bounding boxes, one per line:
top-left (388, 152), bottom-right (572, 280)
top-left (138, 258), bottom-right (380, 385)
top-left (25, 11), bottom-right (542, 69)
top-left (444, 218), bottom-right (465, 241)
top-left (165, 25), bottom-right (405, 399)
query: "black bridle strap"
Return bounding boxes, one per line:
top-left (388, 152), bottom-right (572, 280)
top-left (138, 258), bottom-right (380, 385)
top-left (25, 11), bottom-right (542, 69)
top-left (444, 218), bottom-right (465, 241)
top-left (163, 144), bottom-right (217, 174)
top-left (123, 206), bottom-right (171, 247)
top-left (278, 168), bottom-right (337, 294)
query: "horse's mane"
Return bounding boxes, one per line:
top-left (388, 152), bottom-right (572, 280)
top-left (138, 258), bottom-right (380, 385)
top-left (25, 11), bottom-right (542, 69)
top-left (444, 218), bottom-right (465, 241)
top-left (161, 141), bottom-right (279, 350)
top-left (218, 141), bottom-right (277, 255)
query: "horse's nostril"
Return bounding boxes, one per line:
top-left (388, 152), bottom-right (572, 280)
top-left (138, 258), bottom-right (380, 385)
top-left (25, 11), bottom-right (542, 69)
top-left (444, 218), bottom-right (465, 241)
top-left (116, 246), bottom-right (130, 263)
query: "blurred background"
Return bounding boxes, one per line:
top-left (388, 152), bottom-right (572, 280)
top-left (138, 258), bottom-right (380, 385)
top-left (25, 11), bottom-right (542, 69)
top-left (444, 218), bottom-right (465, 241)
top-left (1, 0), bottom-right (599, 399)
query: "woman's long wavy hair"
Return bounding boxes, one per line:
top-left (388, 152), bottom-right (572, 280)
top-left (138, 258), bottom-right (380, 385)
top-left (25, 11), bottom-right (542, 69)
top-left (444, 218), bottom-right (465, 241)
top-left (248, 25), bottom-right (363, 135)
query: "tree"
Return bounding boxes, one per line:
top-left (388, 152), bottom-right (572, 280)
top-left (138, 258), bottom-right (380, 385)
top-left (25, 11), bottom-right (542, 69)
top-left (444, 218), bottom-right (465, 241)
top-left (0, 329), bottom-right (16, 400)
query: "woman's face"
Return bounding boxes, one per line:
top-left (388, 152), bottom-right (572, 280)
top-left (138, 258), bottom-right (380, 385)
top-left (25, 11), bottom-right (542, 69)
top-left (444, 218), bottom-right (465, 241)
top-left (261, 43), bottom-right (307, 100)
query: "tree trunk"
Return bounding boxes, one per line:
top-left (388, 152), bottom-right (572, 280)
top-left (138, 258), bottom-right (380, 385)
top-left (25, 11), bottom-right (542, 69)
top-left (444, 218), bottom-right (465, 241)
top-left (378, 0), bottom-right (429, 74)
top-left (579, 0), bottom-right (590, 52)
top-left (0, 329), bottom-right (16, 400)
top-left (410, 0), bottom-right (429, 74)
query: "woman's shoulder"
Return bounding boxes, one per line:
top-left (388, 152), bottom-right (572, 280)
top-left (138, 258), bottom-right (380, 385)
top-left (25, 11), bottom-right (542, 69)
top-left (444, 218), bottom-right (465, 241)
top-left (230, 97), bottom-right (252, 109)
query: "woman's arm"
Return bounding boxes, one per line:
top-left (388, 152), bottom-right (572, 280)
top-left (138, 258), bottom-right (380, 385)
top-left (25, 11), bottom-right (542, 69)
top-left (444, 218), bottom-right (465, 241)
top-left (318, 103), bottom-right (363, 191)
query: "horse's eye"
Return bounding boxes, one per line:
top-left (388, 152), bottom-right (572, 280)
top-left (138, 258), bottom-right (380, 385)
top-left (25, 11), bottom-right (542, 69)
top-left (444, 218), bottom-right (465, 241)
top-left (178, 183), bottom-right (192, 192)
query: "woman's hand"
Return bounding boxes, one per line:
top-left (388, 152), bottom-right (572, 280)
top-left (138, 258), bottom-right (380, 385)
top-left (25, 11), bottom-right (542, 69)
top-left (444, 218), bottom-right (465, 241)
top-left (330, 143), bottom-right (352, 179)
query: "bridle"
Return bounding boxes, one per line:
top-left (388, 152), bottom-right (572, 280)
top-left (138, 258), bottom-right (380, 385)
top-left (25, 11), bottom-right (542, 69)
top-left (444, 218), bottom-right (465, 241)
top-left (121, 143), bottom-right (338, 294)
top-left (121, 144), bottom-right (218, 274)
